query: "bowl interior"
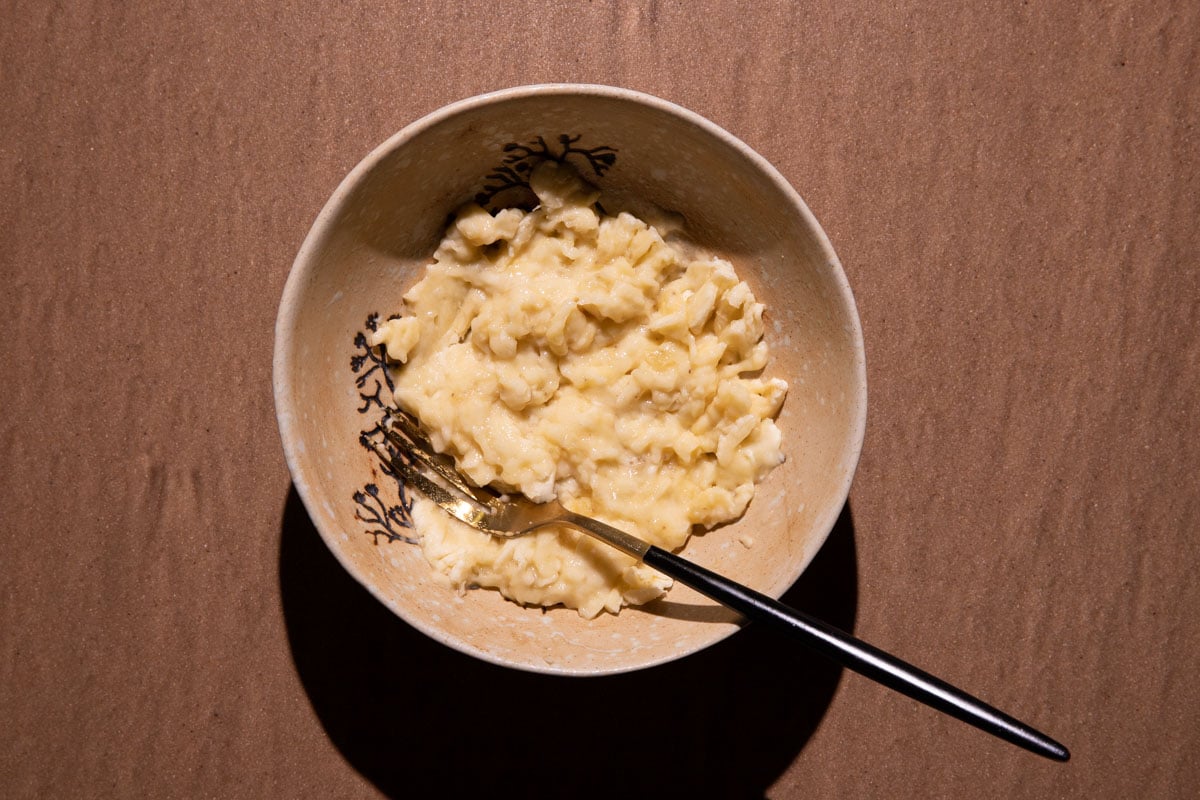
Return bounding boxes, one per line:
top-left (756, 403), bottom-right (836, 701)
top-left (275, 86), bottom-right (865, 675)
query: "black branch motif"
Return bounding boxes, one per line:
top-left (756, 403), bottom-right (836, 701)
top-left (501, 136), bottom-right (555, 163)
top-left (353, 482), bottom-right (417, 545)
top-left (351, 313), bottom-right (395, 413)
top-left (557, 134), bottom-right (618, 177)
top-left (475, 164), bottom-right (533, 208)
top-left (350, 315), bottom-right (417, 546)
top-left (475, 134), bottom-right (619, 208)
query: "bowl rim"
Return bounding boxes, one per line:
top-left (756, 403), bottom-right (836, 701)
top-left (273, 83), bottom-right (868, 676)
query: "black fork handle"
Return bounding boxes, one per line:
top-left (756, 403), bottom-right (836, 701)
top-left (641, 546), bottom-right (1070, 762)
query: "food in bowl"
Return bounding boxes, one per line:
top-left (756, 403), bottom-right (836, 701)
top-left (276, 85), bottom-right (866, 673)
top-left (369, 160), bottom-right (788, 618)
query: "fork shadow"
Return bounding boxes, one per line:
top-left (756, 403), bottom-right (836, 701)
top-left (279, 486), bottom-right (858, 800)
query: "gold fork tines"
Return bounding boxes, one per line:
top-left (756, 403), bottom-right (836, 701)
top-left (374, 412), bottom-right (506, 532)
top-left (366, 432), bottom-right (493, 531)
top-left (381, 421), bottom-right (483, 502)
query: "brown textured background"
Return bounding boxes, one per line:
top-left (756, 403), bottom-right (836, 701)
top-left (3, 1), bottom-right (1198, 797)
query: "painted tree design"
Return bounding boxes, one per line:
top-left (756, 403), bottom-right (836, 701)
top-left (351, 316), bottom-right (416, 543)
top-left (476, 134), bottom-right (618, 208)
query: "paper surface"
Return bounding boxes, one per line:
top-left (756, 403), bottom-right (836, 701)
top-left (2, 2), bottom-right (1198, 797)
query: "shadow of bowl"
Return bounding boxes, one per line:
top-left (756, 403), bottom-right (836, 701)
top-left (279, 486), bottom-right (858, 799)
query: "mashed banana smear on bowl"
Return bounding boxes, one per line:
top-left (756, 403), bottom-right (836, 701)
top-left (370, 161), bottom-right (787, 618)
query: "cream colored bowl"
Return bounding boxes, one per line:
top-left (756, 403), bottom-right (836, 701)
top-left (273, 84), bottom-right (866, 675)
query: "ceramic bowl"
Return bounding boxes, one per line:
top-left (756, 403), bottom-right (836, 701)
top-left (274, 84), bottom-right (866, 675)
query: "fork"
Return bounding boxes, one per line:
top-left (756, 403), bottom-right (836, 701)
top-left (369, 411), bottom-right (1069, 762)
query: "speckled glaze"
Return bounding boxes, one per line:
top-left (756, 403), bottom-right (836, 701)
top-left (273, 84), bottom-right (867, 675)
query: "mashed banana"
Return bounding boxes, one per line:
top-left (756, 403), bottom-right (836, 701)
top-left (371, 162), bottom-right (787, 618)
